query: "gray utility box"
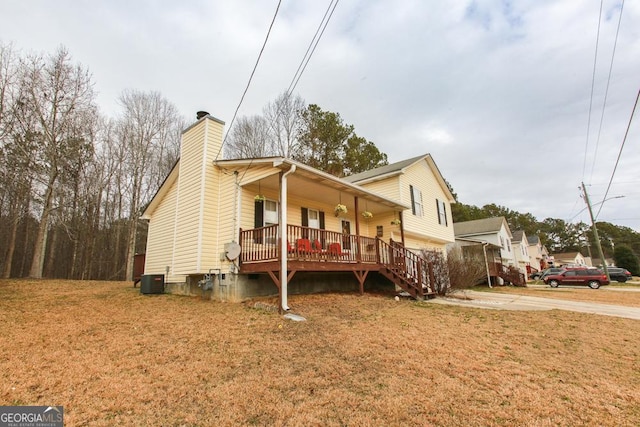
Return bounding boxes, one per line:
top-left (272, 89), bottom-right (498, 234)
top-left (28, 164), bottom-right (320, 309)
top-left (140, 274), bottom-right (164, 294)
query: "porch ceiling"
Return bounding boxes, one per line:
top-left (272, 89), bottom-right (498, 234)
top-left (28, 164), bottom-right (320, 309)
top-left (217, 158), bottom-right (409, 215)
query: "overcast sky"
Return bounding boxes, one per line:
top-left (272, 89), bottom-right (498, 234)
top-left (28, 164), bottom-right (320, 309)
top-left (1, 0), bottom-right (639, 231)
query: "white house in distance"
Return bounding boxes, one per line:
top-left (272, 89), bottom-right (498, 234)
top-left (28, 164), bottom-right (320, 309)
top-left (140, 112), bottom-right (456, 309)
top-left (511, 230), bottom-right (530, 274)
top-left (550, 252), bottom-right (587, 267)
top-left (452, 217), bottom-right (525, 285)
top-left (527, 235), bottom-right (550, 272)
top-left (453, 217), bottom-right (516, 266)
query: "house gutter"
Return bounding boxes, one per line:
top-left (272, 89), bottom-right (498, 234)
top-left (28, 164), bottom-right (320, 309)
top-left (280, 164), bottom-right (296, 311)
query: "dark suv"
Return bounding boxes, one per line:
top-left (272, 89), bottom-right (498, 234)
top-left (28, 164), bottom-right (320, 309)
top-left (531, 267), bottom-right (563, 280)
top-left (543, 268), bottom-right (609, 289)
top-left (606, 267), bottom-right (632, 283)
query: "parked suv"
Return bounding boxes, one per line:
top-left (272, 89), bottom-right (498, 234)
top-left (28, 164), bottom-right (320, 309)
top-left (606, 267), bottom-right (632, 283)
top-left (543, 268), bottom-right (609, 289)
top-left (531, 267), bottom-right (563, 280)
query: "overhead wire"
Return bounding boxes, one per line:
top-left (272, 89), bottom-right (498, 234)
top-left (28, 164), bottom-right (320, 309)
top-left (595, 87), bottom-right (640, 219)
top-left (214, 0), bottom-right (283, 162)
top-left (581, 0), bottom-right (604, 181)
top-left (589, 0), bottom-right (625, 183)
top-left (287, 0), bottom-right (339, 95)
top-left (237, 0), bottom-right (340, 183)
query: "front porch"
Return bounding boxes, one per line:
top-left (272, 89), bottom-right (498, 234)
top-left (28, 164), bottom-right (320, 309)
top-left (239, 224), bottom-right (438, 301)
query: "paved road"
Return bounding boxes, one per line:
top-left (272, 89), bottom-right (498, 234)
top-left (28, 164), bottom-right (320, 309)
top-left (430, 289), bottom-right (640, 320)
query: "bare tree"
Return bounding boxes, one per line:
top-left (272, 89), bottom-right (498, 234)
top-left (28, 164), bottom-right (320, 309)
top-left (263, 92), bottom-right (305, 157)
top-left (446, 245), bottom-right (488, 292)
top-left (0, 41), bottom-right (21, 277)
top-left (224, 115), bottom-right (272, 159)
top-left (14, 46), bottom-right (97, 278)
top-left (117, 89), bottom-right (181, 281)
top-left (224, 92), bottom-right (306, 160)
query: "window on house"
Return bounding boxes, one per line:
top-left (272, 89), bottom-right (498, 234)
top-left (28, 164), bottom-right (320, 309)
top-left (376, 225), bottom-right (383, 237)
top-left (507, 239), bottom-right (511, 252)
top-left (301, 207), bottom-right (325, 242)
top-left (307, 208), bottom-right (319, 229)
top-left (410, 185), bottom-right (423, 217)
top-left (253, 199), bottom-right (278, 244)
top-left (436, 199), bottom-right (448, 226)
top-left (264, 200), bottom-right (278, 226)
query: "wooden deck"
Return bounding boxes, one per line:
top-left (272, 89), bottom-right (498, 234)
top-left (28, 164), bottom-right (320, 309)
top-left (239, 224), bottom-right (437, 299)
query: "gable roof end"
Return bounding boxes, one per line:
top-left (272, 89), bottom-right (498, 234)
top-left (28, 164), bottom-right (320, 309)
top-left (344, 154), bottom-right (455, 202)
top-left (453, 217), bottom-right (512, 238)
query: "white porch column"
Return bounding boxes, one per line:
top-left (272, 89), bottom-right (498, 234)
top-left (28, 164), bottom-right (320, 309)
top-left (280, 165), bottom-right (296, 311)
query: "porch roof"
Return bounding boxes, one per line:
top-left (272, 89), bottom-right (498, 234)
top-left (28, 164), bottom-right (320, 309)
top-left (215, 157), bottom-right (411, 212)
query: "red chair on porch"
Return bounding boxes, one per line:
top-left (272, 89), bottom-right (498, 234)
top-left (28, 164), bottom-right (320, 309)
top-left (296, 238), bottom-right (313, 253)
top-left (328, 242), bottom-right (345, 258)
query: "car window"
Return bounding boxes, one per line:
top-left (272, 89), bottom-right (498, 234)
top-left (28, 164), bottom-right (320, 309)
top-left (565, 271), bottom-right (577, 277)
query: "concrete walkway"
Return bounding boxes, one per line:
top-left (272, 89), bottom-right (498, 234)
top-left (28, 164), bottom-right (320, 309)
top-left (430, 289), bottom-right (640, 320)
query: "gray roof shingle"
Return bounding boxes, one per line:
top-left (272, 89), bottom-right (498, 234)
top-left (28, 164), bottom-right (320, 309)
top-left (453, 217), bottom-right (509, 237)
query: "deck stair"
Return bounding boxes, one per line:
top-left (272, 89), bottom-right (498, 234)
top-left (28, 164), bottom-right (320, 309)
top-left (377, 239), bottom-right (436, 300)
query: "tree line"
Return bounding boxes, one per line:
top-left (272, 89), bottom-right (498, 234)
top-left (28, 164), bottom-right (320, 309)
top-left (0, 43), bottom-right (184, 280)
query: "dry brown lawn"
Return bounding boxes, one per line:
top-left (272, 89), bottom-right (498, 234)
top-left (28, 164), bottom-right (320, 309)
top-left (482, 283), bottom-right (640, 307)
top-left (1, 279), bottom-right (639, 426)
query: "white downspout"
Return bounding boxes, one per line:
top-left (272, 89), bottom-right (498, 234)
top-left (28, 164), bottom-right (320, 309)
top-left (483, 242), bottom-right (492, 289)
top-left (280, 164), bottom-right (296, 311)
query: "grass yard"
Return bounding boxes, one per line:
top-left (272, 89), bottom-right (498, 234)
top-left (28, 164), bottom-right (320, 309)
top-left (1, 279), bottom-right (639, 426)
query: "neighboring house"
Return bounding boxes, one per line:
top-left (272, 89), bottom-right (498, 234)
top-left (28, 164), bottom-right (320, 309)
top-left (343, 154), bottom-right (455, 254)
top-left (452, 217), bottom-right (524, 286)
top-left (446, 237), bottom-right (502, 287)
top-left (526, 235), bottom-right (549, 271)
top-left (141, 113), bottom-right (456, 309)
top-left (453, 217), bottom-right (516, 266)
top-left (551, 252), bottom-right (587, 267)
top-left (511, 230), bottom-right (530, 274)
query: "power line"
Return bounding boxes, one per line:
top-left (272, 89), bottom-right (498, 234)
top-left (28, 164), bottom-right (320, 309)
top-left (237, 0), bottom-right (340, 183)
top-left (595, 87), bottom-right (640, 219)
top-left (581, 0), bottom-right (604, 181)
top-left (214, 0), bottom-right (283, 161)
top-left (589, 0), bottom-right (625, 183)
top-left (287, 0), bottom-right (340, 95)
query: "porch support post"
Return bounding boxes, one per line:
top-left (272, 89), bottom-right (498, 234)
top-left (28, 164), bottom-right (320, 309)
top-left (354, 196), bottom-right (361, 262)
top-left (279, 164), bottom-right (296, 311)
top-left (353, 270), bottom-right (369, 295)
top-left (399, 211), bottom-right (405, 245)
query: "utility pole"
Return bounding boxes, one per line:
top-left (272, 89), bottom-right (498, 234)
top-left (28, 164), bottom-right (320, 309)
top-left (581, 182), bottom-right (609, 281)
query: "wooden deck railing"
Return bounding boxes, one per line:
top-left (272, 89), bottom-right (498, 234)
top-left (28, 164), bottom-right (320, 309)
top-left (239, 225), bottom-right (438, 299)
top-left (377, 239), bottom-right (435, 297)
top-left (489, 262), bottom-right (526, 286)
top-left (239, 224), bottom-right (378, 264)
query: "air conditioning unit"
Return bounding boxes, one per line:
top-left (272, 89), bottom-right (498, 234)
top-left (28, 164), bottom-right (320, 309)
top-left (140, 274), bottom-right (164, 294)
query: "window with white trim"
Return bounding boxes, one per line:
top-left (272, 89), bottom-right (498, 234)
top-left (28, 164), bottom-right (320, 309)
top-left (307, 208), bottom-right (320, 229)
top-left (264, 200), bottom-right (278, 226)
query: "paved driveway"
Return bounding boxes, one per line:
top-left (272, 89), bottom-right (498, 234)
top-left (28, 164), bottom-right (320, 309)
top-left (431, 289), bottom-right (640, 320)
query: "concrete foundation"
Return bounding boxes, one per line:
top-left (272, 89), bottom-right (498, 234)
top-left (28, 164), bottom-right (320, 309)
top-left (162, 271), bottom-right (395, 302)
